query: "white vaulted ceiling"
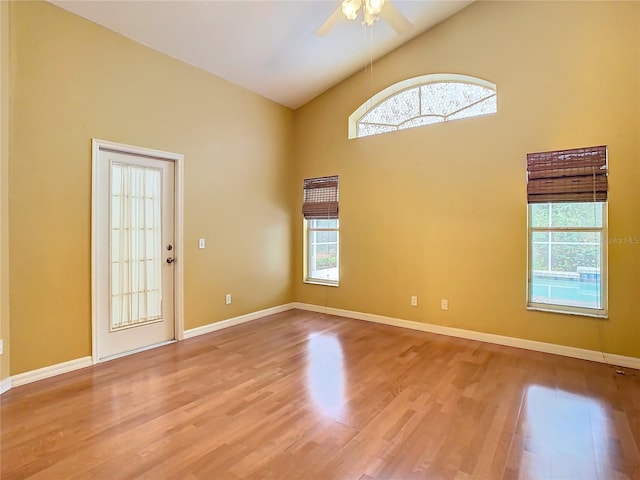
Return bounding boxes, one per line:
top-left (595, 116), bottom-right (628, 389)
top-left (51, 1), bottom-right (474, 109)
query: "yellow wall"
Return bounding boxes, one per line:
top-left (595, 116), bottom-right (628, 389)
top-left (6, 0), bottom-right (640, 377)
top-left (9, 1), bottom-right (294, 374)
top-left (1, 0), bottom-right (10, 380)
top-left (293, 1), bottom-right (640, 357)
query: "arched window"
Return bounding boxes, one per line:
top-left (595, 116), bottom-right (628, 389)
top-left (349, 74), bottom-right (497, 139)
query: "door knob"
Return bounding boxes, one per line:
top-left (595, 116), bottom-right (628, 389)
top-left (166, 257), bottom-right (175, 264)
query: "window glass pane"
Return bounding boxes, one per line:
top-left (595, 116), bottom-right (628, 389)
top-left (357, 123), bottom-right (396, 138)
top-left (420, 83), bottom-right (494, 116)
top-left (309, 230), bottom-right (338, 283)
top-left (360, 88), bottom-right (420, 126)
top-left (530, 203), bottom-right (603, 228)
top-left (447, 95), bottom-right (497, 121)
top-left (550, 231), bottom-right (599, 244)
top-left (352, 77), bottom-right (497, 139)
top-left (530, 274), bottom-right (602, 310)
top-left (531, 242), bottom-right (549, 270)
top-left (398, 116), bottom-right (443, 130)
top-left (531, 232), bottom-right (549, 270)
top-left (530, 204), bottom-right (550, 228)
top-left (312, 230), bottom-right (337, 243)
top-left (550, 203), bottom-right (603, 228)
top-left (530, 231), bottom-right (602, 310)
top-left (308, 219), bottom-right (338, 229)
top-left (532, 232), bottom-right (549, 242)
top-left (549, 232), bottom-right (601, 271)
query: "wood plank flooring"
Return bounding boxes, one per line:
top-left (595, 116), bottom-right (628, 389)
top-left (2, 309), bottom-right (640, 479)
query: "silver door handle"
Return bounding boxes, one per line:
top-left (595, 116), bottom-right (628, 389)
top-left (166, 257), bottom-right (175, 264)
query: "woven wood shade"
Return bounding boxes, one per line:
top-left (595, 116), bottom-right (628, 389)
top-left (302, 176), bottom-right (339, 219)
top-left (527, 145), bottom-right (607, 203)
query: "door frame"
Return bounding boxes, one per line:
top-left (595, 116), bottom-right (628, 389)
top-left (91, 138), bottom-right (185, 364)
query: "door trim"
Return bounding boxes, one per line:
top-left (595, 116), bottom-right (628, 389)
top-left (91, 138), bottom-right (185, 364)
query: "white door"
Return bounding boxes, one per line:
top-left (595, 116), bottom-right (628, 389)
top-left (95, 147), bottom-right (176, 360)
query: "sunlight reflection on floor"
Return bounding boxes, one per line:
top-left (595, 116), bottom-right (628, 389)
top-left (306, 333), bottom-right (346, 419)
top-left (519, 384), bottom-right (611, 479)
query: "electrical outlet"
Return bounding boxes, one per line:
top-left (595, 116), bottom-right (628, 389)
top-left (198, 238), bottom-right (206, 249)
top-left (0, 339), bottom-right (3, 355)
top-left (441, 299), bottom-right (449, 310)
top-left (225, 293), bottom-right (231, 305)
top-left (411, 296), bottom-right (418, 307)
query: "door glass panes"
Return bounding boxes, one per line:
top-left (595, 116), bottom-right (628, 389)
top-left (111, 163), bottom-right (163, 330)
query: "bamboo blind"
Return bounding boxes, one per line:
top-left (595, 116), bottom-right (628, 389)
top-left (302, 176), bottom-right (339, 219)
top-left (527, 145), bottom-right (607, 203)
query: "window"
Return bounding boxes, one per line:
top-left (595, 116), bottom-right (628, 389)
top-left (307, 219), bottom-right (339, 285)
top-left (303, 176), bottom-right (339, 285)
top-left (348, 74), bottom-right (497, 139)
top-left (527, 146), bottom-right (608, 317)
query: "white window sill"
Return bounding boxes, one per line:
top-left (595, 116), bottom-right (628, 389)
top-left (304, 279), bottom-right (339, 287)
top-left (526, 305), bottom-right (608, 319)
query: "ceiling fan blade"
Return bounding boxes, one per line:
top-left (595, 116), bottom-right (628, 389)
top-left (381, 1), bottom-right (412, 34)
top-left (316, 5), bottom-right (344, 36)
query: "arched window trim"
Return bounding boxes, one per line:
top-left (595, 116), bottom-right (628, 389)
top-left (348, 73), bottom-right (497, 139)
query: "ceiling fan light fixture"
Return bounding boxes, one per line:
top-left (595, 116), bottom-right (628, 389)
top-left (317, 0), bottom-right (411, 36)
top-left (364, 0), bottom-right (385, 16)
top-left (341, 0), bottom-right (361, 21)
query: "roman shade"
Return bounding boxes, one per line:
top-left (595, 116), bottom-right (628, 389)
top-left (302, 175), bottom-right (339, 219)
top-left (527, 145), bottom-right (608, 203)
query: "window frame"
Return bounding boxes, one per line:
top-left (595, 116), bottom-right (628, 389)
top-left (348, 73), bottom-right (497, 139)
top-left (526, 202), bottom-right (608, 318)
top-left (304, 218), bottom-right (339, 287)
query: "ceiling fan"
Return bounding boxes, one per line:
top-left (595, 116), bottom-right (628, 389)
top-left (316, 0), bottom-right (413, 36)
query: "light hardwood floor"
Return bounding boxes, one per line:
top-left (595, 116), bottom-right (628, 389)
top-left (2, 309), bottom-right (640, 479)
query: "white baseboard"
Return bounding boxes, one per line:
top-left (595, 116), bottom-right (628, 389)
top-left (291, 302), bottom-right (640, 370)
top-left (0, 377), bottom-right (11, 394)
top-left (604, 352), bottom-right (640, 370)
top-left (3, 303), bottom-right (293, 392)
top-left (11, 356), bottom-right (93, 388)
top-left (184, 303), bottom-right (296, 339)
top-left (3, 301), bottom-right (637, 395)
